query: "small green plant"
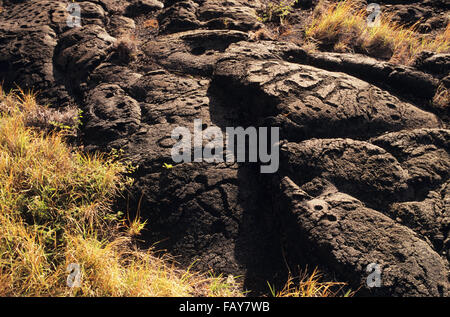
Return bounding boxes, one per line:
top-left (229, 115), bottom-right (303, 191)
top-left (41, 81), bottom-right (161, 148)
top-left (433, 82), bottom-right (450, 109)
top-left (162, 162), bottom-right (173, 169)
top-left (259, 0), bottom-right (299, 26)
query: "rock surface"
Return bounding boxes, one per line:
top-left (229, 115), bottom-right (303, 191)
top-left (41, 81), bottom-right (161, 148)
top-left (0, 0), bottom-right (448, 296)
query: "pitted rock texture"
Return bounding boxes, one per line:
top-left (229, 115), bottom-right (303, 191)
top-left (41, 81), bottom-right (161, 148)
top-left (0, 0), bottom-right (449, 296)
top-left (279, 139), bottom-right (411, 207)
top-left (277, 176), bottom-right (448, 296)
top-left (158, 0), bottom-right (263, 34)
top-left (213, 57), bottom-right (442, 141)
top-left (143, 29), bottom-right (249, 75)
top-left (378, 0), bottom-right (450, 33)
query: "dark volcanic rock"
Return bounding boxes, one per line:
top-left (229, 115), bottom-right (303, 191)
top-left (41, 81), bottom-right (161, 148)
top-left (0, 0), bottom-right (448, 296)
top-left (371, 129), bottom-right (450, 195)
top-left (413, 52), bottom-right (450, 77)
top-left (158, 0), bottom-right (263, 34)
top-left (279, 138), bottom-right (411, 207)
top-left (213, 56), bottom-right (442, 140)
top-left (277, 176), bottom-right (448, 296)
top-left (143, 29), bottom-right (249, 76)
top-left (0, 25), bottom-right (60, 99)
top-left (55, 24), bottom-right (116, 85)
top-left (131, 161), bottom-right (286, 291)
top-left (389, 181), bottom-right (450, 261)
top-left (125, 0), bottom-right (164, 17)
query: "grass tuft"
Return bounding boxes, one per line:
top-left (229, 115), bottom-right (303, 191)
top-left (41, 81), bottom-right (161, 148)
top-left (267, 268), bottom-right (355, 297)
top-left (259, 0), bottom-right (300, 26)
top-left (112, 34), bottom-right (140, 64)
top-left (305, 0), bottom-right (450, 64)
top-left (433, 82), bottom-right (450, 109)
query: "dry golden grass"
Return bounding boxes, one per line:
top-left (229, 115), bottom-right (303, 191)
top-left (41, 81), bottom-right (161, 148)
top-left (305, 0), bottom-right (450, 64)
top-left (0, 87), bottom-right (80, 135)
top-left (268, 268), bottom-right (355, 297)
top-left (433, 83), bottom-right (450, 109)
top-left (0, 88), bottom-right (243, 297)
